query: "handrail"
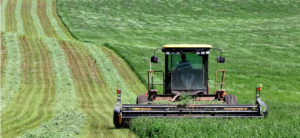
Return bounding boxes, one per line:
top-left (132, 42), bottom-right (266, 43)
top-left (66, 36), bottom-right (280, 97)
top-left (147, 70), bottom-right (165, 92)
top-left (215, 70), bottom-right (226, 93)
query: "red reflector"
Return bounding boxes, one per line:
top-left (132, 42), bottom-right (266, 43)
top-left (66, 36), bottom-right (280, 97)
top-left (256, 87), bottom-right (260, 91)
top-left (144, 92), bottom-right (148, 95)
top-left (117, 90), bottom-right (121, 94)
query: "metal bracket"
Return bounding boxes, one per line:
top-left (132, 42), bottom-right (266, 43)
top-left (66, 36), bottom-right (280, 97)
top-left (256, 87), bottom-right (268, 117)
top-left (116, 91), bottom-right (121, 106)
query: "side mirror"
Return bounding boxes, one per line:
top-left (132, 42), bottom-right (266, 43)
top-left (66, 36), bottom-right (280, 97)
top-left (151, 56), bottom-right (159, 63)
top-left (217, 56), bottom-right (225, 63)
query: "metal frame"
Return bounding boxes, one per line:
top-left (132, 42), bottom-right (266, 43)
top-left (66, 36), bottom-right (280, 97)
top-left (215, 70), bottom-right (226, 93)
top-left (147, 70), bottom-right (165, 91)
top-left (114, 90), bottom-right (268, 127)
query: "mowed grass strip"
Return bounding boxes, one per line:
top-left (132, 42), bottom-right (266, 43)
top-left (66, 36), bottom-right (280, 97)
top-left (1, 33), bottom-right (22, 112)
top-left (60, 41), bottom-right (135, 137)
top-left (15, 0), bottom-right (24, 34)
top-left (100, 46), bottom-right (147, 96)
top-left (4, 0), bottom-right (17, 32)
top-left (83, 43), bottom-right (137, 104)
top-left (51, 0), bottom-right (75, 40)
top-left (21, 0), bottom-right (37, 36)
top-left (21, 38), bottom-right (85, 137)
top-left (36, 0), bottom-right (59, 38)
top-left (45, 0), bottom-right (69, 40)
top-left (1, 36), bottom-right (56, 137)
top-left (1, 0), bottom-right (8, 31)
top-left (1, 33), bottom-right (6, 85)
top-left (31, 0), bottom-right (45, 37)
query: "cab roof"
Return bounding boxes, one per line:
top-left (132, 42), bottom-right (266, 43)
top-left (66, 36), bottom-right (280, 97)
top-left (163, 44), bottom-right (212, 48)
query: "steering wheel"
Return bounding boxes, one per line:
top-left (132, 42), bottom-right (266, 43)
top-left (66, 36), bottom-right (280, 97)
top-left (177, 65), bottom-right (192, 73)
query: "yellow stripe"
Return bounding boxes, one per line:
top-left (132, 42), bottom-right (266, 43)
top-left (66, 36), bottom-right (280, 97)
top-left (163, 44), bottom-right (212, 48)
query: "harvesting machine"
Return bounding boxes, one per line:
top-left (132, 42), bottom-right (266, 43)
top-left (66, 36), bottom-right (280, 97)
top-left (113, 44), bottom-right (268, 128)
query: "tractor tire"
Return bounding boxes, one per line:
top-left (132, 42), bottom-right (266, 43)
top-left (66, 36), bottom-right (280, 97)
top-left (225, 95), bottom-right (238, 105)
top-left (113, 111), bottom-right (122, 128)
top-left (136, 95), bottom-right (148, 104)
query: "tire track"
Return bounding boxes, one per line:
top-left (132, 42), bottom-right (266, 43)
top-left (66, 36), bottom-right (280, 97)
top-left (1, 0), bottom-right (141, 137)
top-left (1, 36), bottom-right (37, 124)
top-left (1, 0), bottom-right (85, 137)
top-left (60, 41), bottom-right (129, 137)
top-left (0, 33), bottom-right (22, 112)
top-left (2, 37), bottom-right (54, 136)
top-left (1, 36), bottom-right (55, 137)
top-left (100, 46), bottom-right (147, 96)
top-left (60, 41), bottom-right (103, 137)
top-left (15, 0), bottom-right (24, 34)
top-left (5, 0), bottom-right (17, 32)
top-left (1, 33), bottom-right (6, 86)
top-left (21, 0), bottom-right (37, 36)
top-left (1, 0), bottom-right (8, 32)
top-left (2, 36), bottom-right (49, 124)
top-left (75, 43), bottom-right (114, 118)
top-left (83, 43), bottom-right (137, 104)
top-left (82, 43), bottom-right (138, 137)
top-left (51, 0), bottom-right (75, 40)
top-left (45, 0), bottom-right (68, 40)
top-left (21, 38), bottom-right (85, 137)
top-left (36, 0), bottom-right (59, 38)
top-left (31, 0), bottom-right (45, 36)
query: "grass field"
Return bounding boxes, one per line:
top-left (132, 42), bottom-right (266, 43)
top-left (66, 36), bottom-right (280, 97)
top-left (1, 0), bottom-right (300, 137)
top-left (57, 0), bottom-right (300, 137)
top-left (1, 0), bottom-right (145, 137)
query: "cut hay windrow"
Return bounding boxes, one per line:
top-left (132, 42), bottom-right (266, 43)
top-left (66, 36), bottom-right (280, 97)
top-left (1, 33), bottom-right (6, 86)
top-left (16, 0), bottom-right (24, 34)
top-left (1, 32), bottom-right (22, 112)
top-left (1, 35), bottom-right (56, 137)
top-left (51, 0), bottom-right (75, 40)
top-left (1, 0), bottom-right (142, 137)
top-left (45, 0), bottom-right (69, 40)
top-left (100, 46), bottom-right (147, 96)
top-left (36, 0), bottom-right (59, 38)
top-left (83, 43), bottom-right (137, 104)
top-left (21, 38), bottom-right (85, 138)
top-left (1, 0), bottom-right (8, 32)
top-left (31, 0), bottom-right (45, 37)
top-left (21, 0), bottom-right (37, 36)
top-left (5, 0), bottom-right (18, 32)
top-left (59, 41), bottom-right (131, 137)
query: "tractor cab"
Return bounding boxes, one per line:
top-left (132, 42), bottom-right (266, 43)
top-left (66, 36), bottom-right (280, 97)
top-left (150, 44), bottom-right (224, 96)
top-left (163, 44), bottom-right (211, 95)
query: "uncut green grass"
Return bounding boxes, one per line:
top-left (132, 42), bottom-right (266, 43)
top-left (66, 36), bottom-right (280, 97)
top-left (57, 0), bottom-right (300, 137)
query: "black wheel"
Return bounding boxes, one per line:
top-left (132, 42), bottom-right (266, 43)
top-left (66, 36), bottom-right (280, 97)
top-left (136, 95), bottom-right (148, 104)
top-left (225, 95), bottom-right (238, 105)
top-left (113, 111), bottom-right (122, 128)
